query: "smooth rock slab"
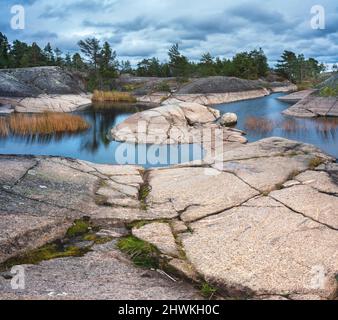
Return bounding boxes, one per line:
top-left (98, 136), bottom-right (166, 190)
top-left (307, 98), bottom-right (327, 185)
top-left (182, 197), bottom-right (338, 299)
top-left (208, 137), bottom-right (333, 164)
top-left (132, 222), bottom-right (179, 257)
top-left (216, 155), bottom-right (312, 192)
top-left (147, 167), bottom-right (259, 222)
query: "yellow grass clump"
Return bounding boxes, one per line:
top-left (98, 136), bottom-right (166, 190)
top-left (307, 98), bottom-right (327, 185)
top-left (0, 117), bottom-right (9, 137)
top-left (2, 112), bottom-right (90, 136)
top-left (92, 90), bottom-right (137, 103)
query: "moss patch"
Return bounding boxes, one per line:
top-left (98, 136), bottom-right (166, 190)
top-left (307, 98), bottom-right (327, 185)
top-left (117, 236), bottom-right (159, 269)
top-left (66, 218), bottom-right (91, 237)
top-left (0, 243), bottom-right (90, 272)
top-left (0, 218), bottom-right (114, 271)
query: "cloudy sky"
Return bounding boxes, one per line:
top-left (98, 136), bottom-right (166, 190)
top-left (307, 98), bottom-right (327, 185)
top-left (1, 0), bottom-right (337, 66)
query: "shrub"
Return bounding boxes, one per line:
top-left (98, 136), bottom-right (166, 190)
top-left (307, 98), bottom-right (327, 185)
top-left (156, 81), bottom-right (171, 92)
top-left (92, 90), bottom-right (137, 103)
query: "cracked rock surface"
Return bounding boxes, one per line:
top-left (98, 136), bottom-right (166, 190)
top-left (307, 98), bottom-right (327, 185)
top-left (0, 136), bottom-right (337, 300)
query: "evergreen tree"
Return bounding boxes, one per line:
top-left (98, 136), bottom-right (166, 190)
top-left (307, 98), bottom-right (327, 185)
top-left (168, 43), bottom-right (189, 77)
top-left (78, 38), bottom-right (101, 70)
top-left (43, 43), bottom-right (55, 65)
top-left (10, 40), bottom-right (28, 67)
top-left (72, 53), bottom-right (85, 71)
top-left (0, 32), bottom-right (10, 68)
top-left (54, 48), bottom-right (64, 66)
top-left (120, 60), bottom-right (133, 74)
top-left (250, 48), bottom-right (269, 77)
top-left (198, 52), bottom-right (216, 76)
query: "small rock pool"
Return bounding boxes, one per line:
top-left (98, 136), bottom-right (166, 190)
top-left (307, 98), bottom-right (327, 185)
top-left (0, 93), bottom-right (337, 166)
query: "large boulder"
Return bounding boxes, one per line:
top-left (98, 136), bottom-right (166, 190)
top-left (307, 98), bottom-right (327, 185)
top-left (177, 76), bottom-right (264, 94)
top-left (0, 66), bottom-right (86, 97)
top-left (0, 67), bottom-right (90, 113)
top-left (111, 102), bottom-right (246, 145)
top-left (220, 113), bottom-right (238, 126)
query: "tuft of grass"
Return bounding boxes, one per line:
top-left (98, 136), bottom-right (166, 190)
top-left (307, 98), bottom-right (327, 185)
top-left (200, 283), bottom-right (218, 299)
top-left (0, 117), bottom-right (9, 137)
top-left (5, 112), bottom-right (90, 136)
top-left (308, 157), bottom-right (325, 169)
top-left (92, 90), bottom-right (137, 103)
top-left (139, 184), bottom-right (151, 210)
top-left (117, 236), bottom-right (159, 269)
top-left (66, 219), bottom-right (91, 237)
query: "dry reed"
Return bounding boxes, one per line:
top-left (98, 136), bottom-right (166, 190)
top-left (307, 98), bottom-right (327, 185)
top-left (0, 117), bottom-right (9, 137)
top-left (5, 112), bottom-right (90, 136)
top-left (245, 117), bottom-right (274, 133)
top-left (92, 90), bottom-right (137, 103)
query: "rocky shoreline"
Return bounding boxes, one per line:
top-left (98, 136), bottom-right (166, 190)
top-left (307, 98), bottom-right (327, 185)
top-left (0, 68), bottom-right (297, 113)
top-left (0, 137), bottom-right (337, 300)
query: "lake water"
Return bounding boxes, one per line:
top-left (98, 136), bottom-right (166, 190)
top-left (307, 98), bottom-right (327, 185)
top-left (0, 93), bottom-right (337, 166)
top-left (214, 92), bottom-right (338, 160)
top-left (0, 104), bottom-right (203, 168)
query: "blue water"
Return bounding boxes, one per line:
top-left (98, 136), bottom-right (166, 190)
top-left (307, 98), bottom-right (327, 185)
top-left (214, 93), bottom-right (338, 160)
top-left (0, 94), bottom-right (337, 166)
top-left (0, 104), bottom-right (202, 168)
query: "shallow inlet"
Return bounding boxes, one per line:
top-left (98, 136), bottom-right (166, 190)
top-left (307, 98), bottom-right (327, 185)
top-left (0, 93), bottom-right (337, 166)
top-left (214, 92), bottom-right (338, 160)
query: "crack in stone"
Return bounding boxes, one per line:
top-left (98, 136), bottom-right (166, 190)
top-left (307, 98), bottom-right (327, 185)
top-left (268, 195), bottom-right (338, 232)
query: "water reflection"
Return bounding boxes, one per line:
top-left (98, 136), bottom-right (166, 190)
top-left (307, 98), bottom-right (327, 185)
top-left (215, 93), bottom-right (338, 159)
top-left (0, 103), bottom-right (202, 167)
top-left (244, 117), bottom-right (338, 141)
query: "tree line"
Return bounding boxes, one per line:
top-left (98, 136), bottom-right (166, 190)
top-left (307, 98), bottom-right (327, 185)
top-left (0, 32), bottom-right (327, 89)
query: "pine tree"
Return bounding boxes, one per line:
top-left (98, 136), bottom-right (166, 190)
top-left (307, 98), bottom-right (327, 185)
top-left (78, 38), bottom-right (101, 70)
top-left (0, 32), bottom-right (10, 68)
top-left (43, 43), bottom-right (55, 65)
